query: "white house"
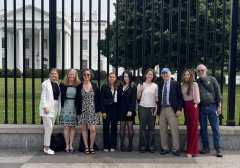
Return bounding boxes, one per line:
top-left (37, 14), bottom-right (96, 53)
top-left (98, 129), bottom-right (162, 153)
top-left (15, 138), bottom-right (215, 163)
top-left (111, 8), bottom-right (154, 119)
top-left (0, 5), bottom-right (124, 75)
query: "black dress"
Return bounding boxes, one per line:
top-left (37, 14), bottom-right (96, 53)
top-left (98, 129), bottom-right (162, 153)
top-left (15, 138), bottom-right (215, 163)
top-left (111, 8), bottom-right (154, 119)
top-left (118, 84), bottom-right (137, 121)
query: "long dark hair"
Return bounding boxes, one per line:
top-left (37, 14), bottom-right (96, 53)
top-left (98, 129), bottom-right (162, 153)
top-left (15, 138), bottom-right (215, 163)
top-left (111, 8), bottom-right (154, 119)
top-left (182, 69), bottom-right (194, 96)
top-left (121, 70), bottom-right (133, 85)
top-left (107, 72), bottom-right (118, 90)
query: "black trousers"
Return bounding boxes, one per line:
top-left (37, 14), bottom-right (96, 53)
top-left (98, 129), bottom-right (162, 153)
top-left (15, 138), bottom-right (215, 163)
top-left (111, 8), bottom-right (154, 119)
top-left (138, 105), bottom-right (156, 151)
top-left (103, 104), bottom-right (118, 149)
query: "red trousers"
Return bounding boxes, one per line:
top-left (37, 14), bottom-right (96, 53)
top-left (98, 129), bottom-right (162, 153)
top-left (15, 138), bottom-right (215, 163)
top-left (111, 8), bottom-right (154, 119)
top-left (184, 100), bottom-right (199, 154)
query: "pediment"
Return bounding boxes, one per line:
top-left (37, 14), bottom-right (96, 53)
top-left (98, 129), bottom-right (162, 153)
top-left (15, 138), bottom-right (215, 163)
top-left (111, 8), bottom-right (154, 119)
top-left (0, 4), bottom-right (62, 22)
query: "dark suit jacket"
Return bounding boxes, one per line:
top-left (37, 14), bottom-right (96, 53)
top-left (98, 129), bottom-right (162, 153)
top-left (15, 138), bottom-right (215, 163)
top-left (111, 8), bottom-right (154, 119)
top-left (75, 82), bottom-right (101, 115)
top-left (157, 80), bottom-right (184, 115)
top-left (117, 83), bottom-right (137, 116)
top-left (59, 83), bottom-right (78, 107)
top-left (100, 84), bottom-right (118, 113)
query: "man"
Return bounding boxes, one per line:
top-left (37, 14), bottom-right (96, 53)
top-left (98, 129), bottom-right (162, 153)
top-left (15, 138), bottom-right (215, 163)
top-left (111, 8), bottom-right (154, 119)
top-left (157, 68), bottom-right (183, 156)
top-left (196, 64), bottom-right (223, 157)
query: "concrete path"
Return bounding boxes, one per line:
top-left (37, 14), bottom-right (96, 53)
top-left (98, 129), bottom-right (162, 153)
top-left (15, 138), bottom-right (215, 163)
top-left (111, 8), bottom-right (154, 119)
top-left (0, 150), bottom-right (239, 168)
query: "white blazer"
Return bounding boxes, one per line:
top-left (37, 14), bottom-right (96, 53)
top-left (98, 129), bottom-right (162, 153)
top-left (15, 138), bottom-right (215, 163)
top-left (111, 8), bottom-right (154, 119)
top-left (39, 79), bottom-right (61, 118)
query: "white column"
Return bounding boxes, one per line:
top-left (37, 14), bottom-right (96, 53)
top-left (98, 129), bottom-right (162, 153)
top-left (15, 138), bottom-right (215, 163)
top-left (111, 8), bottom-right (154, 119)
top-left (38, 28), bottom-right (41, 69)
top-left (59, 29), bottom-right (62, 69)
top-left (68, 34), bottom-right (71, 68)
top-left (64, 31), bottom-right (68, 69)
top-left (7, 32), bottom-right (11, 69)
top-left (0, 28), bottom-right (2, 69)
top-left (18, 28), bottom-right (23, 72)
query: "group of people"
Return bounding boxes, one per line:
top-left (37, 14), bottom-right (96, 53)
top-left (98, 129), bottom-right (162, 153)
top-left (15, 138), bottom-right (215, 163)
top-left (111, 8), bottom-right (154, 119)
top-left (39, 64), bottom-right (223, 158)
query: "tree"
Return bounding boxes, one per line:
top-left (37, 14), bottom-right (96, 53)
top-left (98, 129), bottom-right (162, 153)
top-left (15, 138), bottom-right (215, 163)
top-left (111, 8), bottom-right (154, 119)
top-left (100, 0), bottom-right (233, 75)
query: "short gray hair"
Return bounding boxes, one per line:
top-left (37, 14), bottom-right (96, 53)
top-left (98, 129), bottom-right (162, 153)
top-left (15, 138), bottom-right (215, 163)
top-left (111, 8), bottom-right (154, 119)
top-left (195, 64), bottom-right (208, 73)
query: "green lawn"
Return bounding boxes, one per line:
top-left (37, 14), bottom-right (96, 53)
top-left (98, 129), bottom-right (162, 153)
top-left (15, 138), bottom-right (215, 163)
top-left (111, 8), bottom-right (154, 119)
top-left (0, 78), bottom-right (239, 125)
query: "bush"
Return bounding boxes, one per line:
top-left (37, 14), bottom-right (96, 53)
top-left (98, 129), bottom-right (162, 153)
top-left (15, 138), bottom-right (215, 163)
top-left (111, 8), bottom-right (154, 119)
top-left (207, 71), bottom-right (226, 84)
top-left (34, 69), bottom-right (42, 78)
top-left (25, 69), bottom-right (32, 78)
top-left (101, 70), bottom-right (107, 80)
top-left (11, 68), bottom-right (22, 78)
top-left (0, 69), bottom-right (12, 77)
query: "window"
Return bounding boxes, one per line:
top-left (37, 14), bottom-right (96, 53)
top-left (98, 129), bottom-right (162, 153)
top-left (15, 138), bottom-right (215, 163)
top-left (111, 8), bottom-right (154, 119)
top-left (44, 64), bottom-right (47, 69)
top-left (2, 58), bottom-right (5, 69)
top-left (25, 39), bottom-right (29, 49)
top-left (82, 60), bottom-right (87, 68)
top-left (44, 39), bottom-right (47, 49)
top-left (82, 40), bottom-right (87, 50)
top-left (25, 58), bottom-right (29, 69)
top-left (2, 38), bottom-right (5, 48)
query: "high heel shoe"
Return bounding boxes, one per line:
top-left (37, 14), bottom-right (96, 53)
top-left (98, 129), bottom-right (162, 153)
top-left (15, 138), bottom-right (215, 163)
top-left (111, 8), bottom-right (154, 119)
top-left (121, 143), bottom-right (126, 152)
top-left (127, 144), bottom-right (132, 152)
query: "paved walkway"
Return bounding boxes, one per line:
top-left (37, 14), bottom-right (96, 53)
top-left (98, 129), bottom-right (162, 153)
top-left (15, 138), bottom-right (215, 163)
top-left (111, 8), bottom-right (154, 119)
top-left (0, 149), bottom-right (239, 168)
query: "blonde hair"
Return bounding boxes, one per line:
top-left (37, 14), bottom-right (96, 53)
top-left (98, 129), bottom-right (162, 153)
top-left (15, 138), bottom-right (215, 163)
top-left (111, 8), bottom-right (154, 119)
top-left (49, 68), bottom-right (59, 81)
top-left (62, 69), bottom-right (81, 86)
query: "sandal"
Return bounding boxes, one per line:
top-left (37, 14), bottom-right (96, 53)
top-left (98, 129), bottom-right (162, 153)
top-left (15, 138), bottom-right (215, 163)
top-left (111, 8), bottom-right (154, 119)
top-left (65, 148), bottom-right (70, 153)
top-left (70, 148), bottom-right (74, 153)
top-left (90, 148), bottom-right (95, 154)
top-left (84, 147), bottom-right (90, 154)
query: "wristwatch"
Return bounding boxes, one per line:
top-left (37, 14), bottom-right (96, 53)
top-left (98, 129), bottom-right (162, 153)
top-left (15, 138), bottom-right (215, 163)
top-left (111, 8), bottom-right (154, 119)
top-left (218, 104), bottom-right (222, 107)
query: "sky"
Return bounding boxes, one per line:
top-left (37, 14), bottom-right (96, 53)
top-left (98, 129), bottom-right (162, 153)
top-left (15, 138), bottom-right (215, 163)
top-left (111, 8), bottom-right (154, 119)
top-left (0, 0), bottom-right (116, 21)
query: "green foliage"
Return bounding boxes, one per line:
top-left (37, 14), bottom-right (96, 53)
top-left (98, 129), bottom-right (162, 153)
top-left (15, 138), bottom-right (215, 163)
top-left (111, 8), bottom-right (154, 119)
top-left (10, 68), bottom-right (22, 78)
top-left (25, 69), bottom-right (32, 78)
top-left (34, 69), bottom-right (42, 78)
top-left (207, 71), bottom-right (226, 84)
top-left (0, 69), bottom-right (12, 77)
top-left (101, 70), bottom-right (107, 80)
top-left (100, 0), bottom-right (232, 73)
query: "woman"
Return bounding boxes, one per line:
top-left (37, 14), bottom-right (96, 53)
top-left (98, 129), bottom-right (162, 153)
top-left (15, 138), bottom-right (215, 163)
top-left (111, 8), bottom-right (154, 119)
top-left (59, 69), bottom-right (81, 153)
top-left (118, 70), bottom-right (137, 152)
top-left (100, 73), bottom-right (118, 152)
top-left (137, 69), bottom-right (158, 153)
top-left (181, 69), bottom-right (200, 158)
top-left (76, 69), bottom-right (101, 154)
top-left (39, 68), bottom-right (61, 155)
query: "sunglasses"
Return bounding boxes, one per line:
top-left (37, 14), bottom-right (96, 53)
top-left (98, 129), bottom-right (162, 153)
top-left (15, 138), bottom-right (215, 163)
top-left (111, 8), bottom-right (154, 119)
top-left (84, 74), bottom-right (90, 76)
top-left (197, 69), bottom-right (205, 73)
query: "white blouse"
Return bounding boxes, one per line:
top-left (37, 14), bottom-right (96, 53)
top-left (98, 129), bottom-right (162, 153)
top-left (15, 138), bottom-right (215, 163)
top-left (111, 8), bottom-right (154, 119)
top-left (111, 90), bottom-right (118, 102)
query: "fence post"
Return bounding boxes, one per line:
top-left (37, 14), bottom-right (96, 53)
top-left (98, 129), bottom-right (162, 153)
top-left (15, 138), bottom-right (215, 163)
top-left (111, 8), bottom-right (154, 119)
top-left (227, 0), bottom-right (238, 126)
top-left (49, 0), bottom-right (57, 69)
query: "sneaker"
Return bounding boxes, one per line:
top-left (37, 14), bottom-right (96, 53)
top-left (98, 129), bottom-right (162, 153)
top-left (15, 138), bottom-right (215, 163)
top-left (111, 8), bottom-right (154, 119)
top-left (216, 151), bottom-right (223, 157)
top-left (200, 149), bottom-right (210, 154)
top-left (187, 154), bottom-right (192, 158)
top-left (44, 148), bottom-right (55, 155)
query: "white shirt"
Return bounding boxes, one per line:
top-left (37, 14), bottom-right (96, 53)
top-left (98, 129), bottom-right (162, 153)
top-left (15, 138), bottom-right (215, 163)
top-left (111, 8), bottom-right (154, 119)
top-left (161, 79), bottom-right (171, 105)
top-left (137, 82), bottom-right (158, 107)
top-left (111, 90), bottom-right (118, 102)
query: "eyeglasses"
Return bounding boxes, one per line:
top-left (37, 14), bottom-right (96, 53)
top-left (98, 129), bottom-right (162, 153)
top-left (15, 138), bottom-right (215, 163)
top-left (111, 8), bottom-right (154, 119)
top-left (197, 69), bottom-right (205, 73)
top-left (84, 74), bottom-right (90, 76)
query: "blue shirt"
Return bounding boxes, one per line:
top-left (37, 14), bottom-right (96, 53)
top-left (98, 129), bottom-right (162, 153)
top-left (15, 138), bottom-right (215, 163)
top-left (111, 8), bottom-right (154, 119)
top-left (161, 79), bottom-right (171, 105)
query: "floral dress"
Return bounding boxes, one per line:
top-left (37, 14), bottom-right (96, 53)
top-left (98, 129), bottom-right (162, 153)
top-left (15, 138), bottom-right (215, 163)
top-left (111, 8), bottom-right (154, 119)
top-left (78, 86), bottom-right (99, 126)
top-left (59, 87), bottom-right (78, 126)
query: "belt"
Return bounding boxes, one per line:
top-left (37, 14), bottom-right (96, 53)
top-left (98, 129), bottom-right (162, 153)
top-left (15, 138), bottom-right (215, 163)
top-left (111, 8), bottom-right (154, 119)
top-left (200, 103), bottom-right (214, 107)
top-left (163, 105), bottom-right (171, 108)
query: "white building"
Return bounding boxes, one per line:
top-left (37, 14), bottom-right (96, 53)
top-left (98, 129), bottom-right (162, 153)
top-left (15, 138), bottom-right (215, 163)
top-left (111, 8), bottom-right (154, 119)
top-left (0, 5), bottom-right (124, 75)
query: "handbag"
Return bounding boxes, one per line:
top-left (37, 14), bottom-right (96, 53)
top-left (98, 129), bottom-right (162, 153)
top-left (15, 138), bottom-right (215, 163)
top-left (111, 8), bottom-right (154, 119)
top-left (184, 137), bottom-right (203, 152)
top-left (50, 133), bottom-right (66, 152)
top-left (79, 129), bottom-right (99, 152)
top-left (103, 89), bottom-right (116, 106)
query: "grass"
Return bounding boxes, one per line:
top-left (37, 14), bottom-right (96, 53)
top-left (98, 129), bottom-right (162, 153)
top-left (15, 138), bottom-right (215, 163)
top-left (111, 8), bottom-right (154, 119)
top-left (0, 78), bottom-right (239, 125)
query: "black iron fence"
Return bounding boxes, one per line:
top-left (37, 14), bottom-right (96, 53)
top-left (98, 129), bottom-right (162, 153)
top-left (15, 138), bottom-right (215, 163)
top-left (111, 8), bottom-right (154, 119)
top-left (1, 0), bottom-right (239, 126)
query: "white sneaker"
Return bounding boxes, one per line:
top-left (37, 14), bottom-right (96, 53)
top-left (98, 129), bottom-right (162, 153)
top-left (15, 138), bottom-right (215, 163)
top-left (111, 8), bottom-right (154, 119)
top-left (187, 154), bottom-right (192, 158)
top-left (44, 148), bottom-right (55, 155)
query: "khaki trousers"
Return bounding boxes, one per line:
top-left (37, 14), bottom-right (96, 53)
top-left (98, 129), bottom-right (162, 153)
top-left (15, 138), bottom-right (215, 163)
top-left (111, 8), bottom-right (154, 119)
top-left (42, 100), bottom-right (58, 146)
top-left (159, 107), bottom-right (179, 152)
